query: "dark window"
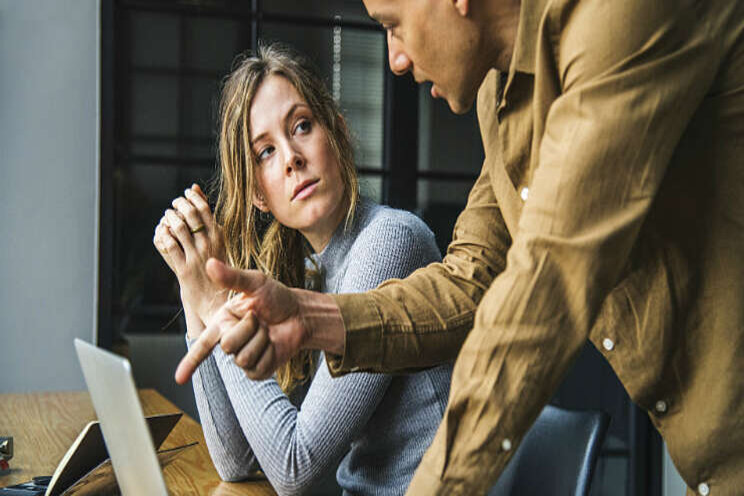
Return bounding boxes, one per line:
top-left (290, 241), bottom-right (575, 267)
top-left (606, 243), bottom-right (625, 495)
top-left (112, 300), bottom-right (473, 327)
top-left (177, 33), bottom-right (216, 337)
top-left (104, 1), bottom-right (385, 340)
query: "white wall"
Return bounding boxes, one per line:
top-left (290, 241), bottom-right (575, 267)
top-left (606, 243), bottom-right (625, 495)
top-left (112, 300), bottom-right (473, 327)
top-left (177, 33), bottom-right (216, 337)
top-left (0, 0), bottom-right (99, 393)
top-left (664, 444), bottom-right (687, 496)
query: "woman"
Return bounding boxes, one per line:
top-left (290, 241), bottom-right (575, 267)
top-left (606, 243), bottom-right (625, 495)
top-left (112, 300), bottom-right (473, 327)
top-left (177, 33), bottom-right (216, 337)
top-left (153, 44), bottom-right (451, 496)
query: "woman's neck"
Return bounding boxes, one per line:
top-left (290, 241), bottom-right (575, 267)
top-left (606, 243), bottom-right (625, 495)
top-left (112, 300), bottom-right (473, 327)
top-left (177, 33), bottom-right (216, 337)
top-left (300, 196), bottom-right (350, 253)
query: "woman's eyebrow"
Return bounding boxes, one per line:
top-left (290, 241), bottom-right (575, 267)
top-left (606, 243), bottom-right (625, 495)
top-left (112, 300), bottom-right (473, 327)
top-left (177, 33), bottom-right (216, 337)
top-left (285, 102), bottom-right (310, 121)
top-left (250, 131), bottom-right (268, 148)
top-left (251, 103), bottom-right (311, 145)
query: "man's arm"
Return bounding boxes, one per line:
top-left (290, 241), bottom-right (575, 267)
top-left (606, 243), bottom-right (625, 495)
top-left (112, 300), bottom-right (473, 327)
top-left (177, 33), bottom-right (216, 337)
top-left (175, 163), bottom-right (510, 383)
top-left (406, 0), bottom-right (720, 493)
top-left (328, 162), bottom-right (511, 373)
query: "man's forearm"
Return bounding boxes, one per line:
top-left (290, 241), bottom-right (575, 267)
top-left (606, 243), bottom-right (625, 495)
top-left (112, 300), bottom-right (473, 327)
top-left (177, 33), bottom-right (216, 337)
top-left (295, 289), bottom-right (345, 356)
top-left (324, 164), bottom-right (510, 375)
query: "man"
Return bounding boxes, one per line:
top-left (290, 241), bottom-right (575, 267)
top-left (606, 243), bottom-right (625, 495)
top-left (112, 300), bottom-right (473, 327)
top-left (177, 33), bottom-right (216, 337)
top-left (177, 0), bottom-right (744, 493)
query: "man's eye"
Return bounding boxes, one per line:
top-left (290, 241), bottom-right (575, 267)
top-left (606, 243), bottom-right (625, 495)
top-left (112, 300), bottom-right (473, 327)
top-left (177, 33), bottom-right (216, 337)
top-left (257, 145), bottom-right (274, 161)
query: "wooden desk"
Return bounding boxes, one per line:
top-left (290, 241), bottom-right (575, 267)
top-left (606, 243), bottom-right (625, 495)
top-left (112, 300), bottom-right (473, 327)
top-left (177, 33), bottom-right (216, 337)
top-left (0, 389), bottom-right (275, 495)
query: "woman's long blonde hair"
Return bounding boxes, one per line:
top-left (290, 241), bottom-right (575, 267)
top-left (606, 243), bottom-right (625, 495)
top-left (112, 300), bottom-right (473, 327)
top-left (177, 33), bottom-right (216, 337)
top-left (214, 43), bottom-right (359, 393)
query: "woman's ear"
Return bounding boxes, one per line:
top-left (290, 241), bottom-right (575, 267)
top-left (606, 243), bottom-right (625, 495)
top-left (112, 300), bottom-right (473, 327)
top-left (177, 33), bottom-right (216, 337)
top-left (252, 191), bottom-right (270, 212)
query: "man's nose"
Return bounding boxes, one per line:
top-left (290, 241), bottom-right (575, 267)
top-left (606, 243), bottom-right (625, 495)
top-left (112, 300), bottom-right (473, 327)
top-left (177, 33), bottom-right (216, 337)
top-left (387, 33), bottom-right (411, 76)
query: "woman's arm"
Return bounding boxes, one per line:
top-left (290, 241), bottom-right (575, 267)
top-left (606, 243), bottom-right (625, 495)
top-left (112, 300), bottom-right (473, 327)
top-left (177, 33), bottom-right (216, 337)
top-left (204, 209), bottom-right (442, 495)
top-left (189, 336), bottom-right (261, 481)
top-left (153, 185), bottom-right (256, 479)
top-left (212, 350), bottom-right (389, 495)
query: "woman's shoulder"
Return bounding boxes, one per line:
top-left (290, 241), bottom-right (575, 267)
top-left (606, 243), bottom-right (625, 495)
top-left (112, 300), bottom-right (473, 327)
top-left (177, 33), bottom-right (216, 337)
top-left (330, 198), bottom-right (441, 292)
top-left (356, 199), bottom-right (437, 244)
top-left (344, 198), bottom-right (441, 265)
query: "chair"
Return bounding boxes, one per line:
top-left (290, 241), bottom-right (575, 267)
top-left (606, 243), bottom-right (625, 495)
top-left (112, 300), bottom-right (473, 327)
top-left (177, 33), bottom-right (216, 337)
top-left (488, 405), bottom-right (610, 496)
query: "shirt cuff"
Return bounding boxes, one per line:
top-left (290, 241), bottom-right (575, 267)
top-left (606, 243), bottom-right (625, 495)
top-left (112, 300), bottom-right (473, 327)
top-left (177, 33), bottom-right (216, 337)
top-left (325, 292), bottom-right (384, 376)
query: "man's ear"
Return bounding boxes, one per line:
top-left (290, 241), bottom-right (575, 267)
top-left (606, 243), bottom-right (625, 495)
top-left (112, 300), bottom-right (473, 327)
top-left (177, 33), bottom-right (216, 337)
top-left (252, 191), bottom-right (270, 212)
top-left (453, 0), bottom-right (470, 17)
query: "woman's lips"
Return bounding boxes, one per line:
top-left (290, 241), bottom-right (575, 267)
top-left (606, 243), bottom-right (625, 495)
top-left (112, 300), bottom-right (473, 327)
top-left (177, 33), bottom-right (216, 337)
top-left (292, 180), bottom-right (319, 201)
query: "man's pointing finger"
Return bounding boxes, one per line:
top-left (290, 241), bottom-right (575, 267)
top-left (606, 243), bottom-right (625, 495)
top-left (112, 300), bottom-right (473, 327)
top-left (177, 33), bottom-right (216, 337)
top-left (175, 322), bottom-right (222, 384)
top-left (206, 258), bottom-right (267, 294)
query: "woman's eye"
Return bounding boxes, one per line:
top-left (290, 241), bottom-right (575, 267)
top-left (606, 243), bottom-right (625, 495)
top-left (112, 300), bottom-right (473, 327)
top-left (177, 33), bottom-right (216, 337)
top-left (257, 145), bottom-right (274, 161)
top-left (295, 119), bottom-right (312, 135)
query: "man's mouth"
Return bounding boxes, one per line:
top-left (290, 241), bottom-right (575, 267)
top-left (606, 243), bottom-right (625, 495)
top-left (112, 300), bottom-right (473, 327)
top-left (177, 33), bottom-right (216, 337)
top-left (292, 179), bottom-right (320, 201)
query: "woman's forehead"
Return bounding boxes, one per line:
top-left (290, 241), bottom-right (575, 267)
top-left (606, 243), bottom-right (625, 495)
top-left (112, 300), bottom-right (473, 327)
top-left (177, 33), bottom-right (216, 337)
top-left (251, 76), bottom-right (306, 127)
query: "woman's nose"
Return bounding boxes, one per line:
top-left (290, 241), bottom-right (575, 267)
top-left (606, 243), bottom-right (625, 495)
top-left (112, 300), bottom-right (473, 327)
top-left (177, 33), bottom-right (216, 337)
top-left (286, 150), bottom-right (305, 174)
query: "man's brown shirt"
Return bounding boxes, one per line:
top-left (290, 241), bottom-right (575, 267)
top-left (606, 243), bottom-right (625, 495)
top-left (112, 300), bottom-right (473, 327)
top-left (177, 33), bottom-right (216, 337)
top-left (330, 0), bottom-right (744, 493)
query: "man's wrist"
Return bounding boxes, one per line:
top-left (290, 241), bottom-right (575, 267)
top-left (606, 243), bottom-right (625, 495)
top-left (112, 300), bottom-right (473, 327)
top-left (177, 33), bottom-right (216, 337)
top-left (294, 289), bottom-right (345, 356)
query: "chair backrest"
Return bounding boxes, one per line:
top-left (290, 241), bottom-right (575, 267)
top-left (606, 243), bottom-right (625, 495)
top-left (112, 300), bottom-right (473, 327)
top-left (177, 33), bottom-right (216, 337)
top-left (488, 405), bottom-right (610, 496)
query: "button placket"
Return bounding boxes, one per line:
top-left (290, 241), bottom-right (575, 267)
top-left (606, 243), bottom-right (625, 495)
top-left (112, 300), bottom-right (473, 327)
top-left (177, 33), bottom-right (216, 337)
top-left (501, 438), bottom-right (512, 452)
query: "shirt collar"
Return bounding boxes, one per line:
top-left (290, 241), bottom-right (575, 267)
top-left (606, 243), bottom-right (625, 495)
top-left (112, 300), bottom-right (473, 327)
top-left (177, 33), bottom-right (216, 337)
top-left (510, 0), bottom-right (549, 74)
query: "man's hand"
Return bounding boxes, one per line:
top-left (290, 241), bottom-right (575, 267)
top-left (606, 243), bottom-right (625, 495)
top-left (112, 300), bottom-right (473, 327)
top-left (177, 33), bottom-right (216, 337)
top-left (174, 259), bottom-right (345, 384)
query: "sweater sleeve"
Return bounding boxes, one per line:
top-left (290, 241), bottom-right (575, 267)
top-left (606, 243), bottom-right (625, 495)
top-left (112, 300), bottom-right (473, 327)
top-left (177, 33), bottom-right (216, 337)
top-left (189, 343), bottom-right (259, 481)
top-left (191, 207), bottom-right (441, 495)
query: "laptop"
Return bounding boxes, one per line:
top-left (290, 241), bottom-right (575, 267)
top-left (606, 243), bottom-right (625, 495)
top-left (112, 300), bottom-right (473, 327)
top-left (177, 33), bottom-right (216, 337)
top-left (73, 338), bottom-right (169, 496)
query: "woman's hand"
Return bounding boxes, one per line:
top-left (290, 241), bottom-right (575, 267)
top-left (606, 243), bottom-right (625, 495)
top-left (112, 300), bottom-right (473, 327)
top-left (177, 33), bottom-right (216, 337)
top-left (153, 184), bottom-right (228, 329)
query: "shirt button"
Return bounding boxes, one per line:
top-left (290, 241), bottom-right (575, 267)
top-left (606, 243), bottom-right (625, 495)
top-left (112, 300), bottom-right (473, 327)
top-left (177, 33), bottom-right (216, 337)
top-left (655, 400), bottom-right (668, 414)
top-left (602, 338), bottom-right (615, 351)
top-left (501, 438), bottom-right (512, 451)
top-left (520, 187), bottom-right (529, 201)
top-left (698, 482), bottom-right (710, 495)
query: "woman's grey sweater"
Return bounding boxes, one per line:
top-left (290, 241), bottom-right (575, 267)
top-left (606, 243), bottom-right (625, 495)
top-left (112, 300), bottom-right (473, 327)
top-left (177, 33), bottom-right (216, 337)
top-left (188, 198), bottom-right (453, 496)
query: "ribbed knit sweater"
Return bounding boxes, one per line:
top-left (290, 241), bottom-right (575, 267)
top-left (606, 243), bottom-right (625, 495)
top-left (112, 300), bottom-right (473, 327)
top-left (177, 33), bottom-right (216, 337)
top-left (188, 198), bottom-right (453, 496)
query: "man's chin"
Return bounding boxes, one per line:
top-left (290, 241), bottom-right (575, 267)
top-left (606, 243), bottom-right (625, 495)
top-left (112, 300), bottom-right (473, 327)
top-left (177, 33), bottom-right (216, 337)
top-left (445, 94), bottom-right (476, 115)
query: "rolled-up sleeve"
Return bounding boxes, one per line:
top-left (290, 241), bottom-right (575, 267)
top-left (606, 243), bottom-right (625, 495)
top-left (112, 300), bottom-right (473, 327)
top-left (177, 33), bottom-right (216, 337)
top-left (407, 0), bottom-right (721, 493)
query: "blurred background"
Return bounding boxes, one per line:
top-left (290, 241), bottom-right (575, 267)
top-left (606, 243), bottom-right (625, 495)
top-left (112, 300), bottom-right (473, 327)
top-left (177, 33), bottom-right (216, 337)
top-left (0, 1), bottom-right (686, 494)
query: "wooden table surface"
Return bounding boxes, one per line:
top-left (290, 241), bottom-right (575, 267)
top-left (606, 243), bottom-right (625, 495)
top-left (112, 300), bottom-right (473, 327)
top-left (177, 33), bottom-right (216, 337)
top-left (0, 389), bottom-right (275, 495)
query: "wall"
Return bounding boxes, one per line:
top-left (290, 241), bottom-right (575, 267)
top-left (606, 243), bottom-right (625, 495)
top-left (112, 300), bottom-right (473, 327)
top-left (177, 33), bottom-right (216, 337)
top-left (0, 0), bottom-right (99, 393)
top-left (664, 445), bottom-right (687, 495)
